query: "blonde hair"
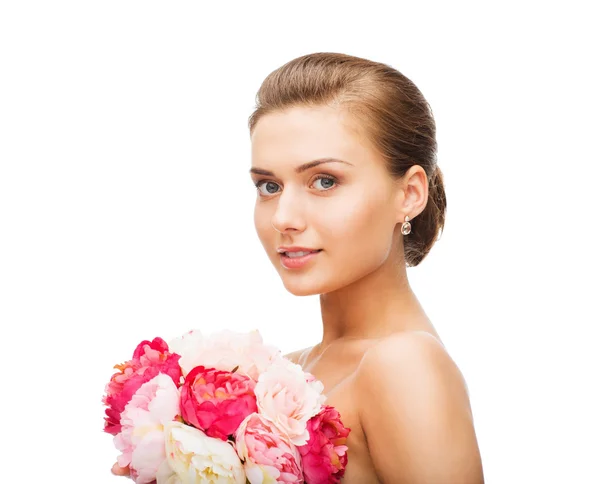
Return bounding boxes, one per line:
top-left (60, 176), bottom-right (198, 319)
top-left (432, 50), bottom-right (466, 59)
top-left (248, 52), bottom-right (446, 267)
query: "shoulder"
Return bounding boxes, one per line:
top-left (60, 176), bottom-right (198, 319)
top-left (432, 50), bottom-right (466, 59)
top-left (357, 330), bottom-right (466, 391)
top-left (354, 331), bottom-right (483, 483)
top-left (356, 330), bottom-right (470, 410)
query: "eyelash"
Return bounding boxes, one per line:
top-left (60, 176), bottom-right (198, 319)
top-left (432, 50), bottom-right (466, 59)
top-left (254, 175), bottom-right (339, 197)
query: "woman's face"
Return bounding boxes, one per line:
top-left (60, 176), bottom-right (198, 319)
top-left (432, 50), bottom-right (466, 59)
top-left (250, 105), bottom-right (404, 296)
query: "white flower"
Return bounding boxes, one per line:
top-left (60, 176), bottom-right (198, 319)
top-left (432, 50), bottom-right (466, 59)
top-left (114, 373), bottom-right (180, 483)
top-left (157, 421), bottom-right (246, 484)
top-left (254, 357), bottom-right (326, 446)
top-left (169, 329), bottom-right (280, 381)
top-left (168, 329), bottom-right (205, 367)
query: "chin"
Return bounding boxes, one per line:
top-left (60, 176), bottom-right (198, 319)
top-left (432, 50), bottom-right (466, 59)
top-left (281, 279), bottom-right (323, 297)
top-left (279, 271), bottom-right (348, 297)
top-left (272, 252), bottom-right (373, 297)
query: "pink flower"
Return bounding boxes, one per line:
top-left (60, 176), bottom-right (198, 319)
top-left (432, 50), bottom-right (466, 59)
top-left (102, 337), bottom-right (182, 435)
top-left (255, 358), bottom-right (326, 446)
top-left (113, 374), bottom-right (180, 483)
top-left (235, 413), bottom-right (303, 484)
top-left (180, 365), bottom-right (257, 440)
top-left (298, 406), bottom-right (351, 484)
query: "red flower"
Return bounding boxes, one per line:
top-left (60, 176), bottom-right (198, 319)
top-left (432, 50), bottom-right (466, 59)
top-left (102, 337), bottom-right (182, 435)
top-left (180, 365), bottom-right (257, 441)
top-left (298, 405), bottom-right (351, 484)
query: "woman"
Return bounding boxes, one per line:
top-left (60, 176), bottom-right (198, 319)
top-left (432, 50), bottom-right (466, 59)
top-left (113, 52), bottom-right (484, 483)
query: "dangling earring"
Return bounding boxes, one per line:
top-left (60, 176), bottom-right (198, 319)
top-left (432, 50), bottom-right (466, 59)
top-left (401, 215), bottom-right (412, 235)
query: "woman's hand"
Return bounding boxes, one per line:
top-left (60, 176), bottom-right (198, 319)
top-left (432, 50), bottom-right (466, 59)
top-left (111, 463), bottom-right (157, 484)
top-left (111, 462), bottom-right (130, 477)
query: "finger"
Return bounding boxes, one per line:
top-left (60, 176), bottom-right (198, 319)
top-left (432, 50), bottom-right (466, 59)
top-left (111, 462), bottom-right (130, 476)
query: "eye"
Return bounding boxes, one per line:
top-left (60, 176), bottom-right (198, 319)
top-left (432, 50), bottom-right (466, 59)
top-left (255, 180), bottom-right (281, 196)
top-left (312, 175), bottom-right (337, 191)
top-left (254, 175), bottom-right (338, 197)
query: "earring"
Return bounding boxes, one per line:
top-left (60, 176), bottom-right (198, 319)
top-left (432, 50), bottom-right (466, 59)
top-left (401, 215), bottom-right (412, 235)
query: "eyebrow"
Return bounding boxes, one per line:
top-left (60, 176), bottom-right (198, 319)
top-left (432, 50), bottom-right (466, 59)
top-left (249, 158), bottom-right (353, 177)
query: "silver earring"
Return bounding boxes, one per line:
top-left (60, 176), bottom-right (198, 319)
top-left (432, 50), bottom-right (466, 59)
top-left (401, 215), bottom-right (412, 235)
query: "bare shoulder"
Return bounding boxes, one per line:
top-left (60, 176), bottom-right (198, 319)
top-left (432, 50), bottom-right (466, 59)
top-left (354, 330), bottom-right (483, 483)
top-left (356, 330), bottom-right (473, 420)
top-left (358, 330), bottom-right (468, 395)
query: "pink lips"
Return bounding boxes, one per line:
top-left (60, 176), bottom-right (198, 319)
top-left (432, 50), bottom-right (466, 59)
top-left (279, 250), bottom-right (322, 269)
top-left (277, 246), bottom-right (320, 253)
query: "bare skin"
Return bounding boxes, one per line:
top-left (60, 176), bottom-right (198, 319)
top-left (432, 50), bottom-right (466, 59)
top-left (111, 104), bottom-right (484, 482)
top-left (110, 463), bottom-right (131, 478)
top-left (250, 105), bottom-right (484, 483)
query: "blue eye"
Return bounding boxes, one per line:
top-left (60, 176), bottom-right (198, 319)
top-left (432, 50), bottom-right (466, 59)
top-left (254, 175), bottom-right (338, 197)
top-left (313, 176), bottom-right (337, 191)
top-left (255, 180), bottom-right (281, 196)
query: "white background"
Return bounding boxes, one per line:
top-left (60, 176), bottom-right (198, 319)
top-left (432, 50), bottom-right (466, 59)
top-left (1, 2), bottom-right (598, 483)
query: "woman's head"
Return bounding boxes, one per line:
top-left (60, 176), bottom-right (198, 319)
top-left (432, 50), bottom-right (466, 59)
top-left (248, 52), bottom-right (446, 296)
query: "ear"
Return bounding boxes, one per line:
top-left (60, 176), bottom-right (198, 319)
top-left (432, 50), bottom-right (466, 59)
top-left (394, 165), bottom-right (429, 223)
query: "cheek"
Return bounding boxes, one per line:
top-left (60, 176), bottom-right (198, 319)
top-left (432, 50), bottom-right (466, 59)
top-left (254, 204), bottom-right (285, 267)
top-left (316, 191), bottom-right (394, 245)
top-left (254, 205), bottom-right (271, 247)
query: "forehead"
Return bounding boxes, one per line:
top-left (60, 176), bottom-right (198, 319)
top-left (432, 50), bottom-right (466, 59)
top-left (251, 105), bottom-right (371, 167)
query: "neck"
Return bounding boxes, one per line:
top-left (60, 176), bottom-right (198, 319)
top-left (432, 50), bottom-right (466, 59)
top-left (318, 254), bottom-right (429, 346)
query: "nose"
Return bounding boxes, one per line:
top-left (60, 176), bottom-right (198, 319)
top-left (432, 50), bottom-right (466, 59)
top-left (270, 187), bottom-right (306, 234)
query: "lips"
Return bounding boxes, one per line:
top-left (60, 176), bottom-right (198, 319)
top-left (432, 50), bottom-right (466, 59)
top-left (279, 250), bottom-right (322, 269)
top-left (280, 250), bottom-right (322, 257)
top-left (277, 246), bottom-right (322, 254)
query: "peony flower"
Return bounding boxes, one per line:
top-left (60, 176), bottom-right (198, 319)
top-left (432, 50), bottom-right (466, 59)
top-left (156, 421), bottom-right (246, 484)
top-left (303, 370), bottom-right (327, 396)
top-left (180, 365), bottom-right (258, 441)
top-left (298, 406), bottom-right (351, 483)
top-left (167, 329), bottom-right (204, 367)
top-left (113, 374), bottom-right (180, 483)
top-left (235, 413), bottom-right (303, 484)
top-left (169, 329), bottom-right (280, 381)
top-left (103, 337), bottom-right (182, 435)
top-left (254, 358), bottom-right (326, 446)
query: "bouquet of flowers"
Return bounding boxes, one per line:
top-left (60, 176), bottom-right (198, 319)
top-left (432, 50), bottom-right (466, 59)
top-left (102, 329), bottom-right (350, 483)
